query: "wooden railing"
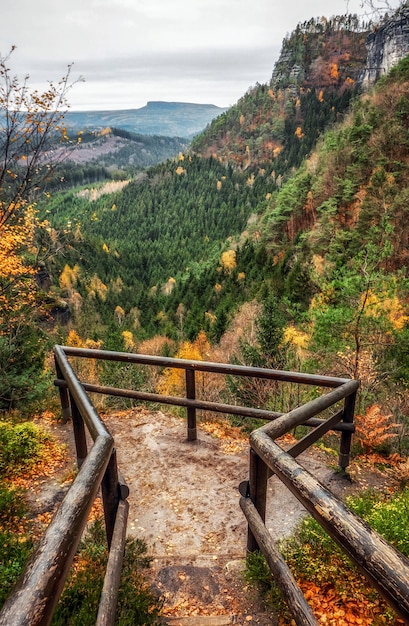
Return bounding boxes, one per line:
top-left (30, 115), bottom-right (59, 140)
top-left (53, 345), bottom-right (357, 469)
top-left (0, 346), bottom-right (130, 626)
top-left (1, 346), bottom-right (408, 625)
top-left (240, 380), bottom-right (409, 625)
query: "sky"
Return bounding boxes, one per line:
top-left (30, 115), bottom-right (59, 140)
top-left (1, 0), bottom-right (397, 111)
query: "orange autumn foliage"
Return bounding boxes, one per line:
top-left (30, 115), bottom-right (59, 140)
top-left (355, 404), bottom-right (398, 454)
top-left (0, 215), bottom-right (37, 320)
top-left (293, 579), bottom-right (395, 625)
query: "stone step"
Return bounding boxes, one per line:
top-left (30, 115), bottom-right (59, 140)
top-left (149, 558), bottom-right (276, 625)
top-left (164, 615), bottom-right (270, 625)
top-left (164, 616), bottom-right (233, 625)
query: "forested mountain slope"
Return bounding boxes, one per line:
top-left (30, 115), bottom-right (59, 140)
top-left (41, 12), bottom-right (408, 341)
top-left (191, 15), bottom-right (369, 172)
top-left (42, 127), bottom-right (189, 189)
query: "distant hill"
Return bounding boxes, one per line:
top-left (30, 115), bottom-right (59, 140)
top-left (63, 101), bottom-right (228, 138)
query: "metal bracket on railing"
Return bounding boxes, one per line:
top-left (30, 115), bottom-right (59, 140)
top-left (239, 480), bottom-right (250, 498)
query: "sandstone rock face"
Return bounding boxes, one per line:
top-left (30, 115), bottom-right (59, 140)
top-left (362, 6), bottom-right (409, 86)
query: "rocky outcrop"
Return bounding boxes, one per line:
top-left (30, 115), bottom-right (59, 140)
top-left (362, 5), bottom-right (409, 86)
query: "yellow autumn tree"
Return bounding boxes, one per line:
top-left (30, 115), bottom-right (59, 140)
top-left (0, 217), bottom-right (36, 314)
top-left (88, 274), bottom-right (108, 301)
top-left (220, 249), bottom-right (237, 274)
top-left (59, 264), bottom-right (80, 294)
top-left (330, 63), bottom-right (339, 81)
top-left (122, 330), bottom-right (136, 351)
top-left (159, 332), bottom-right (210, 397)
top-left (66, 330), bottom-right (103, 386)
top-left (114, 305), bottom-right (125, 326)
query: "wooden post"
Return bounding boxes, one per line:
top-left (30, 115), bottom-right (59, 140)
top-left (247, 448), bottom-right (269, 552)
top-left (96, 499), bottom-right (129, 626)
top-left (69, 392), bottom-right (88, 468)
top-left (185, 368), bottom-right (197, 441)
top-left (101, 449), bottom-right (120, 548)
top-left (54, 357), bottom-right (71, 422)
top-left (339, 388), bottom-right (357, 470)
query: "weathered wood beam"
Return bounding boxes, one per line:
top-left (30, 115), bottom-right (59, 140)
top-left (96, 499), bottom-right (129, 626)
top-left (251, 430), bottom-right (409, 622)
top-left (240, 495), bottom-right (318, 626)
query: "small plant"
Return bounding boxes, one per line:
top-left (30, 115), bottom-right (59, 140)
top-left (0, 482), bottom-right (26, 527)
top-left (245, 550), bottom-right (288, 619)
top-left (0, 530), bottom-right (34, 607)
top-left (355, 404), bottom-right (398, 454)
top-left (245, 550), bottom-right (273, 590)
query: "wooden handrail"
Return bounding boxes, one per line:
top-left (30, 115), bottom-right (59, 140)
top-left (0, 346), bottom-right (361, 625)
top-left (0, 348), bottom-right (130, 626)
top-left (58, 345), bottom-right (351, 387)
top-left (54, 345), bottom-right (357, 468)
top-left (244, 379), bottom-right (409, 624)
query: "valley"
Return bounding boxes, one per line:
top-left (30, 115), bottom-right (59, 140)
top-left (2, 3), bottom-right (409, 624)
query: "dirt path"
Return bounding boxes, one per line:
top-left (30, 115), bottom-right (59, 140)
top-left (102, 407), bottom-right (363, 624)
top-left (31, 407), bottom-right (395, 624)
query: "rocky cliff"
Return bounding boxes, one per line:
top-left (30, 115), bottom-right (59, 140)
top-left (362, 4), bottom-right (409, 85)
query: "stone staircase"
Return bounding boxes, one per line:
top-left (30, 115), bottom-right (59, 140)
top-left (147, 554), bottom-right (276, 625)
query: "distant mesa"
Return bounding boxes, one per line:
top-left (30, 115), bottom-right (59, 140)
top-left (144, 101), bottom-right (224, 109)
top-left (64, 101), bottom-right (228, 139)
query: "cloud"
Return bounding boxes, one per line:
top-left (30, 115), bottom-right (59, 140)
top-left (1, 0), bottom-right (386, 110)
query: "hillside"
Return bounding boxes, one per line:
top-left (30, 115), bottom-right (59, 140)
top-left (39, 12), bottom-right (408, 321)
top-left (191, 14), bottom-right (369, 172)
top-left (44, 128), bottom-right (188, 187)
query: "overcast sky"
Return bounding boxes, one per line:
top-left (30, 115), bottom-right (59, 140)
top-left (1, 0), bottom-right (398, 111)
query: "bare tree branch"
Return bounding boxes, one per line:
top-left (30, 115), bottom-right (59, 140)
top-left (0, 47), bottom-right (82, 230)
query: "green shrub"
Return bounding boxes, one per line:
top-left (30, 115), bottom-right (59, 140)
top-left (0, 530), bottom-right (34, 607)
top-left (0, 482), bottom-right (26, 527)
top-left (347, 487), bottom-right (409, 556)
top-left (0, 421), bottom-right (51, 476)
